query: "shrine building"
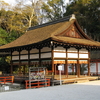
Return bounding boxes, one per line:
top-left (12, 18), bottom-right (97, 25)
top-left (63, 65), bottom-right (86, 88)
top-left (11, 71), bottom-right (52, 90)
top-left (0, 14), bottom-right (100, 77)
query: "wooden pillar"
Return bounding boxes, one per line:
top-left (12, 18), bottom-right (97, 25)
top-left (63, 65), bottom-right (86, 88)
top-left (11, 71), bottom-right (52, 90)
top-left (10, 61), bottom-right (13, 74)
top-left (51, 41), bottom-right (54, 75)
top-left (54, 64), bottom-right (56, 75)
top-left (10, 51), bottom-right (13, 74)
top-left (51, 48), bottom-right (54, 74)
top-left (28, 50), bottom-right (30, 67)
top-left (77, 49), bottom-right (80, 77)
top-left (65, 48), bottom-right (68, 77)
top-left (77, 60), bottom-right (80, 77)
top-left (23, 65), bottom-right (25, 75)
top-left (96, 62), bottom-right (98, 75)
top-left (39, 48), bottom-right (41, 67)
top-left (88, 50), bottom-right (90, 76)
top-left (88, 59), bottom-right (90, 76)
top-left (18, 50), bottom-right (21, 75)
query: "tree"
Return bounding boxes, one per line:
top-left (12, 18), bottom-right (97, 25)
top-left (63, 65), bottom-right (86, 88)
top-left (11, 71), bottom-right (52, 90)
top-left (0, 28), bottom-right (8, 45)
top-left (64, 0), bottom-right (100, 41)
top-left (0, 9), bottom-right (25, 39)
top-left (14, 0), bottom-right (39, 28)
top-left (0, 57), bottom-right (10, 74)
top-left (0, 0), bottom-right (43, 44)
top-left (41, 0), bottom-right (66, 22)
top-left (0, 1), bottom-right (10, 10)
top-left (87, 0), bottom-right (100, 41)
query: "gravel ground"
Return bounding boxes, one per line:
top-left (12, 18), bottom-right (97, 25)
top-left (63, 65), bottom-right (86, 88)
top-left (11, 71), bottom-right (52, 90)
top-left (0, 80), bottom-right (100, 100)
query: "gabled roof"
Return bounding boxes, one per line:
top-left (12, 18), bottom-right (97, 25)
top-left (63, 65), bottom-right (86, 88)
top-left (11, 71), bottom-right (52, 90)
top-left (0, 16), bottom-right (100, 50)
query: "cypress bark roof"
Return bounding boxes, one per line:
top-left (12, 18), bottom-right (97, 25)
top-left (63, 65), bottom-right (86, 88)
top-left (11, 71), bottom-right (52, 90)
top-left (0, 16), bottom-right (100, 50)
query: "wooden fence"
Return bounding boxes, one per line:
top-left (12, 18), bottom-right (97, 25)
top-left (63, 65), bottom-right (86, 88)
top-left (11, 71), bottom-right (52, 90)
top-left (0, 76), bottom-right (14, 84)
top-left (25, 78), bottom-right (50, 89)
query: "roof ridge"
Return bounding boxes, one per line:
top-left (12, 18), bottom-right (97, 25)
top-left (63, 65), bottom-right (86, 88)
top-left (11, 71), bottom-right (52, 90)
top-left (28, 16), bottom-right (70, 31)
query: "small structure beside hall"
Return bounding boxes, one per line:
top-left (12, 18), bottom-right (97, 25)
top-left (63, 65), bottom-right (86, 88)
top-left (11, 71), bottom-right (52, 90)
top-left (25, 67), bottom-right (50, 89)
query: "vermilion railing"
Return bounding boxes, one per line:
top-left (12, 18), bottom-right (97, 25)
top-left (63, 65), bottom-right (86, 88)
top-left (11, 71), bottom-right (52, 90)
top-left (0, 76), bottom-right (14, 84)
top-left (25, 78), bottom-right (50, 89)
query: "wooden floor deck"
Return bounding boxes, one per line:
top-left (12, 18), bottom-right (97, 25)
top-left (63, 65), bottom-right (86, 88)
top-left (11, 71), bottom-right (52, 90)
top-left (12, 75), bottom-right (99, 87)
top-left (62, 76), bottom-right (98, 84)
top-left (46, 75), bottom-right (99, 84)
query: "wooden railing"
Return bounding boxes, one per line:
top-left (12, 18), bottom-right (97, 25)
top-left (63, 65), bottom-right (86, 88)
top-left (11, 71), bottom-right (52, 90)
top-left (25, 78), bottom-right (50, 89)
top-left (0, 76), bottom-right (14, 84)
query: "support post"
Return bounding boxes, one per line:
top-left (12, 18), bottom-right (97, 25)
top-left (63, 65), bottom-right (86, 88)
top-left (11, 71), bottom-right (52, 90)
top-left (10, 61), bottom-right (13, 75)
top-left (10, 51), bottom-right (13, 74)
top-left (39, 48), bottom-right (41, 67)
top-left (28, 50), bottom-right (30, 67)
top-left (77, 60), bottom-right (80, 77)
top-left (18, 50), bottom-right (21, 75)
top-left (51, 41), bottom-right (54, 81)
top-left (54, 64), bottom-right (56, 75)
top-left (51, 42), bottom-right (54, 74)
top-left (59, 70), bottom-right (62, 85)
top-left (65, 48), bottom-right (68, 77)
top-left (96, 62), bottom-right (98, 75)
top-left (88, 50), bottom-right (90, 76)
top-left (88, 59), bottom-right (90, 76)
top-left (77, 49), bottom-right (80, 77)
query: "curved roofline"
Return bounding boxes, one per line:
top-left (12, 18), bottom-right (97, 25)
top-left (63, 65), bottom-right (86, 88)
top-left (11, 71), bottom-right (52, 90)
top-left (0, 15), bottom-right (100, 51)
top-left (28, 16), bottom-right (70, 31)
top-left (73, 20), bottom-right (92, 40)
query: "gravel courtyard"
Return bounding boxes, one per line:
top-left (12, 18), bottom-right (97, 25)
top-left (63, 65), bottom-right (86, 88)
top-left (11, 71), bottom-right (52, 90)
top-left (0, 80), bottom-right (100, 100)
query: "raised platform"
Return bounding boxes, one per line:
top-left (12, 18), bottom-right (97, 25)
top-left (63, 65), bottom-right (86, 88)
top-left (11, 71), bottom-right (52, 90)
top-left (13, 75), bottom-right (99, 87)
top-left (46, 75), bottom-right (99, 84)
top-left (61, 76), bottom-right (98, 84)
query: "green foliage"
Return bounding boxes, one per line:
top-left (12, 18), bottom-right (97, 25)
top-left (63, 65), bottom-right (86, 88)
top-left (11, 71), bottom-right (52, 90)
top-left (0, 28), bottom-right (8, 45)
top-left (13, 65), bottom-right (29, 74)
top-left (0, 28), bottom-right (22, 44)
top-left (80, 64), bottom-right (87, 75)
top-left (42, 0), bottom-right (65, 21)
top-left (6, 30), bottom-right (24, 43)
top-left (0, 57), bottom-right (10, 73)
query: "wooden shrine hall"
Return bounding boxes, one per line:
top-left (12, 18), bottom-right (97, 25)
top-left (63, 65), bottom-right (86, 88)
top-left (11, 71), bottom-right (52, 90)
top-left (0, 14), bottom-right (100, 78)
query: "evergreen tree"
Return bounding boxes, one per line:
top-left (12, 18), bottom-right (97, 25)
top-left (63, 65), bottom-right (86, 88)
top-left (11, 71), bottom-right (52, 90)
top-left (64, 0), bottom-right (100, 41)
